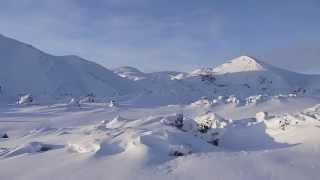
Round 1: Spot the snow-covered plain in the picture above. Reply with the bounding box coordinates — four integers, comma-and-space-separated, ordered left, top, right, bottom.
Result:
1, 96, 320, 180
1, 34, 320, 180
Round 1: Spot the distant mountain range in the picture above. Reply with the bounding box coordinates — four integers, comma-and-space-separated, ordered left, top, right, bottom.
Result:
1, 34, 319, 104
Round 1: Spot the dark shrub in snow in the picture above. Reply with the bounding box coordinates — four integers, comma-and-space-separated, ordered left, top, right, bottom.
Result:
1, 133, 9, 138
200, 74, 216, 82
174, 113, 184, 129
171, 151, 185, 157
279, 118, 290, 130
198, 123, 211, 133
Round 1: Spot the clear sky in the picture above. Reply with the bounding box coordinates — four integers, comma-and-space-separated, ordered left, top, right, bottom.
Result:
0, 0, 319, 73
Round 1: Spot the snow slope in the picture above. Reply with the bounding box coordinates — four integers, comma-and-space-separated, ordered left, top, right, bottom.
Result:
0, 34, 139, 102
112, 56, 320, 105
186, 56, 320, 97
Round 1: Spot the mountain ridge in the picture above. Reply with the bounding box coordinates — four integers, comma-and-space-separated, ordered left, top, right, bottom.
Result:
0, 34, 320, 105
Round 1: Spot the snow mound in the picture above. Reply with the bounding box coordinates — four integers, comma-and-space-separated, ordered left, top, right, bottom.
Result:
68, 140, 101, 154
5, 142, 64, 158
261, 104, 320, 131
189, 97, 213, 107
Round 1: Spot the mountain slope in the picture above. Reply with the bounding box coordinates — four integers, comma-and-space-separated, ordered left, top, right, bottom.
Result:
185, 56, 320, 97
113, 56, 320, 105
0, 34, 320, 105
0, 34, 138, 101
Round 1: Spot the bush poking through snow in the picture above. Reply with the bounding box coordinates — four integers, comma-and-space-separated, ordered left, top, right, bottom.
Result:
161, 113, 184, 129
175, 113, 184, 129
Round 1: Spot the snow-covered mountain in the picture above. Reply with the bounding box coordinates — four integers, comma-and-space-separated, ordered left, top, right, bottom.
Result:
0, 34, 320, 104
2, 36, 320, 180
185, 56, 320, 97
113, 56, 320, 105
112, 66, 147, 81
0, 34, 139, 102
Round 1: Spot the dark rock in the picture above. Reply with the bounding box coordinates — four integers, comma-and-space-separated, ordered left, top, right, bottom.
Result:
1, 133, 9, 138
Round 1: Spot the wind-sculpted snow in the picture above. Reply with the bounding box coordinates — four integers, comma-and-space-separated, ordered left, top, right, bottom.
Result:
1, 100, 320, 179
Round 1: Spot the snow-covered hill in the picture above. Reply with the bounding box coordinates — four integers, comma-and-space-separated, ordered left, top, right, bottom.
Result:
113, 56, 320, 105
0, 34, 138, 102
0, 34, 320, 105
184, 56, 320, 98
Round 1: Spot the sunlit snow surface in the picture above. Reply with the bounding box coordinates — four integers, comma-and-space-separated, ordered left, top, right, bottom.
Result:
1, 96, 320, 180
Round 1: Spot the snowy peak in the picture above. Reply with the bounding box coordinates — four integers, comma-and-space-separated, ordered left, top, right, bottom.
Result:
212, 56, 267, 74
113, 66, 147, 81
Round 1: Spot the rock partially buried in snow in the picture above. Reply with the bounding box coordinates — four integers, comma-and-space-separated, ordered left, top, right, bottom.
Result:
108, 100, 118, 107
180, 111, 231, 146
169, 144, 192, 157
68, 98, 80, 107
225, 95, 241, 105
255, 112, 270, 122
194, 111, 229, 130
79, 94, 95, 103
17, 94, 33, 105
246, 95, 268, 105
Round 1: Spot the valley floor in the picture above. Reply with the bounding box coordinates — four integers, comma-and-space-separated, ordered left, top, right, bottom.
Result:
1, 96, 320, 180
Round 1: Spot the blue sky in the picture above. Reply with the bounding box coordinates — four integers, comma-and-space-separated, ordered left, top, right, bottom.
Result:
0, 0, 320, 73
